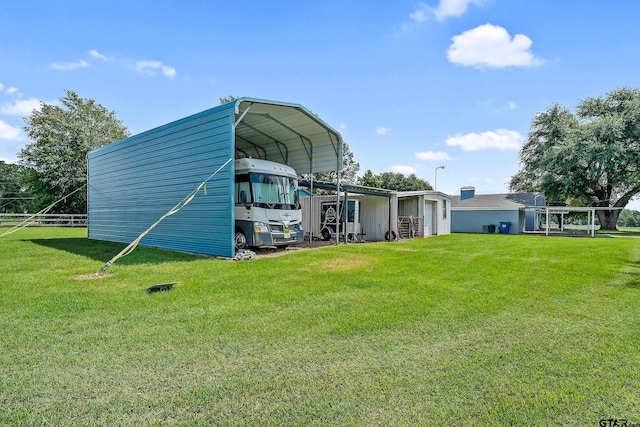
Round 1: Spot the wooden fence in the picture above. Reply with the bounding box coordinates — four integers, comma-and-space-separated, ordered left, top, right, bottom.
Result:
0, 213, 87, 227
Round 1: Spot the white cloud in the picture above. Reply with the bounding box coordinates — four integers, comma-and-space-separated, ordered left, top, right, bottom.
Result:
394, 4, 427, 34
0, 120, 21, 140
375, 127, 391, 136
406, 0, 482, 26
446, 129, 523, 151
447, 23, 543, 69
6, 87, 19, 96
89, 49, 109, 61
433, 0, 484, 21
415, 151, 453, 161
391, 165, 417, 175
49, 50, 178, 80
51, 59, 90, 70
480, 98, 518, 113
0, 83, 4, 91
135, 60, 177, 79
409, 4, 429, 23
0, 98, 41, 116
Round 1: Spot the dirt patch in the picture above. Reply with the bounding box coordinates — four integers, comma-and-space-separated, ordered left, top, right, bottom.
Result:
71, 273, 114, 280
308, 255, 373, 272
249, 241, 336, 259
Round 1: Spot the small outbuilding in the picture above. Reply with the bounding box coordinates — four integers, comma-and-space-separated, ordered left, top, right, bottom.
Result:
450, 186, 545, 234
300, 183, 451, 242
397, 190, 451, 238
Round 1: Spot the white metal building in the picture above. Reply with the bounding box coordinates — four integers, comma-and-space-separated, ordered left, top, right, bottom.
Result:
301, 186, 451, 242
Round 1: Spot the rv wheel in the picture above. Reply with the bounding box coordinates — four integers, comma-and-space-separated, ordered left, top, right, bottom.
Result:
235, 230, 247, 250
321, 227, 332, 241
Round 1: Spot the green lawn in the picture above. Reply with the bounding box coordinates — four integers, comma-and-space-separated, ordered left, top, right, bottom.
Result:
1, 228, 639, 426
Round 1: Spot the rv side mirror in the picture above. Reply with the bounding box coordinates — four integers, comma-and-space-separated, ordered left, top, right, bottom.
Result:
240, 190, 248, 204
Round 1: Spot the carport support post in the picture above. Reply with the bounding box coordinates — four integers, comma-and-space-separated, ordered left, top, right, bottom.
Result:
309, 158, 314, 245
545, 207, 550, 236
335, 139, 342, 246
343, 191, 348, 243
335, 187, 340, 246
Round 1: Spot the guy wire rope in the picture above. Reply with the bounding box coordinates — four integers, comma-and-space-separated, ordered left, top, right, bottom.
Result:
95, 157, 233, 275
0, 186, 85, 238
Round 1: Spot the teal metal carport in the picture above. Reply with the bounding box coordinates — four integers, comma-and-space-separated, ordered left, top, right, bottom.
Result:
87, 98, 343, 258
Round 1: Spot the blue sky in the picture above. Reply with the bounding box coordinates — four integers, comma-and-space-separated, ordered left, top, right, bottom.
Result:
2, 0, 640, 206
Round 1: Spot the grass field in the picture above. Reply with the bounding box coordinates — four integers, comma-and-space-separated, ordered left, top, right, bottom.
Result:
1, 228, 639, 426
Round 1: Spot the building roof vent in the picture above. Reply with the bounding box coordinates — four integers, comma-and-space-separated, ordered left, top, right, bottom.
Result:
460, 186, 475, 200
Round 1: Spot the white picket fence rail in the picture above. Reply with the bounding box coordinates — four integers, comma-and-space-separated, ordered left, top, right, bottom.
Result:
0, 213, 87, 227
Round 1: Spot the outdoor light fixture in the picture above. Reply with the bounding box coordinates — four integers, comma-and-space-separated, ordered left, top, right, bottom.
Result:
434, 166, 445, 191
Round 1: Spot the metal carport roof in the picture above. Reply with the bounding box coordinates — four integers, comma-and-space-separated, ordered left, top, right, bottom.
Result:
529, 206, 624, 237
233, 98, 343, 175
298, 180, 395, 198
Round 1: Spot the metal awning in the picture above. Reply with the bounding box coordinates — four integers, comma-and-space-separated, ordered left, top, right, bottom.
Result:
298, 180, 395, 198
233, 98, 343, 175
527, 206, 624, 237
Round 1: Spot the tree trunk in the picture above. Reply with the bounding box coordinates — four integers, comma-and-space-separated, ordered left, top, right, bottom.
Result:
596, 209, 620, 230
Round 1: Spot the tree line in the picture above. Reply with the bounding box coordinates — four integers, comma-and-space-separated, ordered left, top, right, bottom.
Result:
3, 88, 640, 231
1, 92, 431, 214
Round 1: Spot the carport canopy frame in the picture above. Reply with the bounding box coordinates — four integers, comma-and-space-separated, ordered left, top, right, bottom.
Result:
233, 98, 345, 244
530, 206, 624, 237
233, 98, 343, 176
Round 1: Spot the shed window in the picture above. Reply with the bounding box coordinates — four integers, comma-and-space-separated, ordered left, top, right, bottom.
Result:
443, 200, 447, 219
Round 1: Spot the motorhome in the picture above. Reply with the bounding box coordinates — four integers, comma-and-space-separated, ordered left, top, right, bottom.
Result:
234, 158, 303, 249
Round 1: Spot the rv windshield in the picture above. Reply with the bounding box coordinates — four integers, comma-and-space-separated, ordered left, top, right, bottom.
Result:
249, 173, 300, 209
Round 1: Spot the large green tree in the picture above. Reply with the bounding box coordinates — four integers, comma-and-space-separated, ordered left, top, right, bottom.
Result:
358, 170, 432, 191
19, 90, 129, 213
0, 161, 28, 213
299, 142, 360, 188
617, 209, 640, 227
510, 87, 640, 230
219, 95, 238, 104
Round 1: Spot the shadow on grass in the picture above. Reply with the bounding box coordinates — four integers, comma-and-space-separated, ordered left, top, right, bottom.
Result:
25, 238, 207, 266
624, 261, 640, 289
625, 279, 640, 289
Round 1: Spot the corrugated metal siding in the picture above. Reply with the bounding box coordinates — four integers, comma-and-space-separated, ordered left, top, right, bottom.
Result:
301, 195, 343, 237
87, 103, 236, 258
398, 198, 419, 216
301, 195, 391, 241
360, 195, 392, 241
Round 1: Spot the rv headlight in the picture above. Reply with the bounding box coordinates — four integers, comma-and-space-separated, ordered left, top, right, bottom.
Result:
254, 222, 269, 233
